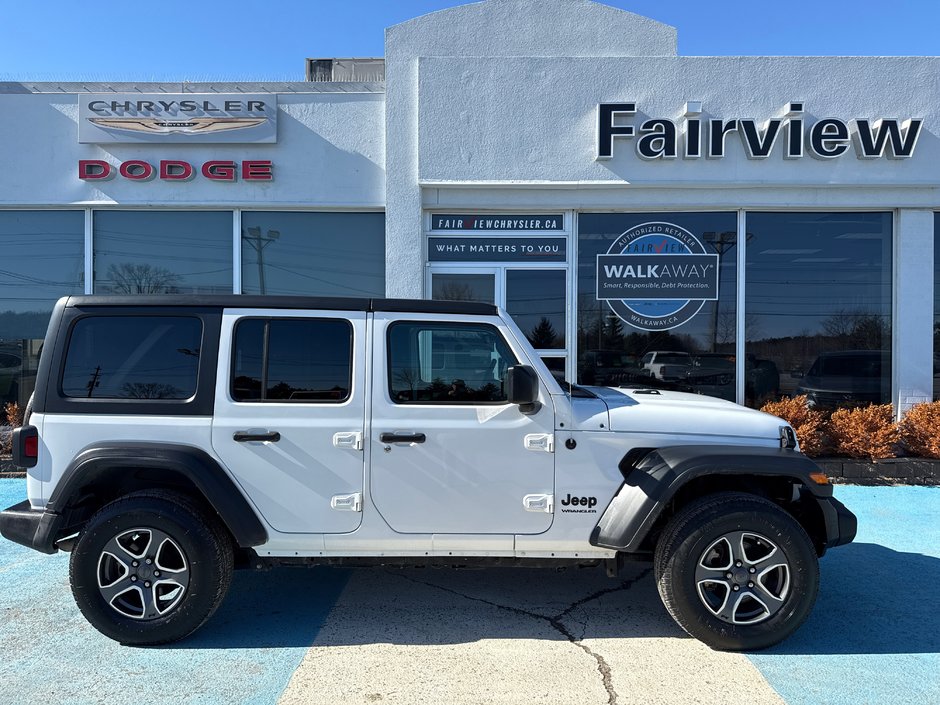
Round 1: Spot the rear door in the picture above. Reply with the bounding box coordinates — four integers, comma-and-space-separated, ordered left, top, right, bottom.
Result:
211, 308, 367, 534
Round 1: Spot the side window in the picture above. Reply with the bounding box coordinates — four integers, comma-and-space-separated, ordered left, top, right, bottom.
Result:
388, 322, 518, 404
62, 316, 202, 399
231, 318, 352, 403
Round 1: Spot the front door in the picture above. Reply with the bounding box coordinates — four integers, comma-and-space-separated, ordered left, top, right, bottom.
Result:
211, 309, 367, 534
369, 313, 555, 535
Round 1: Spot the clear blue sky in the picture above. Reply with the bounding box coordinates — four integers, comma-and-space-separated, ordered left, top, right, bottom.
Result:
1, 0, 937, 81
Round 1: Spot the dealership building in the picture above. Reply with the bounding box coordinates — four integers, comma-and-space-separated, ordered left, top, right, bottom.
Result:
1, 0, 938, 417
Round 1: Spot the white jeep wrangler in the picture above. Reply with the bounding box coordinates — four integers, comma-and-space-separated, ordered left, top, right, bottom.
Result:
0, 296, 855, 650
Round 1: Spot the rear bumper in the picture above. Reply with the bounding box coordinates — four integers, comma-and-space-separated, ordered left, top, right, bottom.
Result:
817, 495, 857, 550
0, 501, 62, 554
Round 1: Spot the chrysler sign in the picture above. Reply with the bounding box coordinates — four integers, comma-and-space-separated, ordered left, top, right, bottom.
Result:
78, 94, 277, 143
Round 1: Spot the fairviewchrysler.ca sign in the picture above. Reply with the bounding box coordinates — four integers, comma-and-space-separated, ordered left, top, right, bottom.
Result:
78, 93, 277, 144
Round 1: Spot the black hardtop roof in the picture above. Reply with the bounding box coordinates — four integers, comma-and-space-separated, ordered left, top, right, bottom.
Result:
61, 295, 498, 316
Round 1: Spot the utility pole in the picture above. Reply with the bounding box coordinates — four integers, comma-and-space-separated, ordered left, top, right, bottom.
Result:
243, 227, 281, 294
86, 366, 101, 398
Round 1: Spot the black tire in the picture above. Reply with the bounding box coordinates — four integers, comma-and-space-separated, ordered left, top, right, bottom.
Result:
654, 492, 818, 651
70, 490, 234, 645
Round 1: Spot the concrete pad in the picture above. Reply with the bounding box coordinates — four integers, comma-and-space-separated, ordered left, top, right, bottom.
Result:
280, 564, 783, 705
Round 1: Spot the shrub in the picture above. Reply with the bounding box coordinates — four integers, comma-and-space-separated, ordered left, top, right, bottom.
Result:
899, 401, 940, 459
759, 395, 828, 457
1, 402, 21, 456
827, 404, 898, 460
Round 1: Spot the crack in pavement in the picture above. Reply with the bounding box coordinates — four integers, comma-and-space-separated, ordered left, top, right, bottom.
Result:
390, 568, 652, 705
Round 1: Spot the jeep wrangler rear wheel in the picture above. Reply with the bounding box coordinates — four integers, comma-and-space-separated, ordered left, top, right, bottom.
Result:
70, 490, 233, 645
654, 492, 818, 651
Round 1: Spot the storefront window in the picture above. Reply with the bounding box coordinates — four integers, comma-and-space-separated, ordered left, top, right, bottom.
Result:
577, 213, 737, 398
745, 212, 892, 409
241, 212, 385, 296
93, 211, 233, 295
0, 210, 84, 412
506, 269, 566, 350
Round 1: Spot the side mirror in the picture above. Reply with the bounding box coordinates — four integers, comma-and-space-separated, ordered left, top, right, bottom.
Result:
507, 365, 540, 414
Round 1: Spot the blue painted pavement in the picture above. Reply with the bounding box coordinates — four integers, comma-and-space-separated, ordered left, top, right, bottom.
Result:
748, 485, 940, 705
0, 479, 349, 705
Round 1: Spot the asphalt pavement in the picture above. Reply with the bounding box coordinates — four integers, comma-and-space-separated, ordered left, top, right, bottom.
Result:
0, 480, 936, 705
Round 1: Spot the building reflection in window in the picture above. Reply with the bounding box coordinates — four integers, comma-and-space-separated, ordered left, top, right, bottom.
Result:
0, 210, 84, 414
745, 212, 892, 409
241, 212, 385, 296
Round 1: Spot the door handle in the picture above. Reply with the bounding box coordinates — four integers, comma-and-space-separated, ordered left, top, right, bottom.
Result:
380, 432, 426, 444
233, 431, 281, 442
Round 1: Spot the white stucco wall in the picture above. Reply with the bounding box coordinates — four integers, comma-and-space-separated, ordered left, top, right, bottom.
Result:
385, 0, 677, 299
0, 92, 385, 208
417, 56, 940, 191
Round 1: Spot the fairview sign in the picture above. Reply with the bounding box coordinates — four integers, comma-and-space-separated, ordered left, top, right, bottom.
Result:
597, 102, 923, 161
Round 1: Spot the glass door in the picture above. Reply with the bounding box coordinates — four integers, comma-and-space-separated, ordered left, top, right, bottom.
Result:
505, 269, 568, 382
429, 266, 569, 382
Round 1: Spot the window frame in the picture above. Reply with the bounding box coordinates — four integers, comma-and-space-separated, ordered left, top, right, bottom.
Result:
229, 316, 354, 404
386, 320, 519, 406
44, 307, 222, 417
60, 314, 203, 401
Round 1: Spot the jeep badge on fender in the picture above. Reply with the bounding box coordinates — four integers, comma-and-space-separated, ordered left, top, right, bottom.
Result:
0, 294, 856, 650
560, 494, 598, 511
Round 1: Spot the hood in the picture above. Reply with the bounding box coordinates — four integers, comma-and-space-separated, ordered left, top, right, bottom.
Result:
577, 386, 785, 443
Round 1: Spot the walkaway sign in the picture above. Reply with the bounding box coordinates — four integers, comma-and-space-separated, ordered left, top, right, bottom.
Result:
78, 94, 277, 144
430, 214, 563, 231
429, 237, 566, 262
598, 222, 719, 331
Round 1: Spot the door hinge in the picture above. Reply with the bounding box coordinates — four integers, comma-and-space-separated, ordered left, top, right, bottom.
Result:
523, 493, 554, 513
524, 433, 554, 453
332, 431, 363, 450
330, 492, 362, 512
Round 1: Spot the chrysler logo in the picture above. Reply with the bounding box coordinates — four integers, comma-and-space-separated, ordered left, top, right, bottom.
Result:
88, 117, 268, 135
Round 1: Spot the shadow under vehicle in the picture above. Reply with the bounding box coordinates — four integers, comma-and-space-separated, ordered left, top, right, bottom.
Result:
793, 350, 888, 409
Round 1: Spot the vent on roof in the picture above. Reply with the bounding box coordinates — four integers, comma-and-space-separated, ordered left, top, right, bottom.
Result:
305, 58, 385, 82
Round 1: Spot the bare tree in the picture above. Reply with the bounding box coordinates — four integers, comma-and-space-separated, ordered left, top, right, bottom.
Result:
121, 382, 181, 399
435, 283, 477, 302
106, 263, 181, 294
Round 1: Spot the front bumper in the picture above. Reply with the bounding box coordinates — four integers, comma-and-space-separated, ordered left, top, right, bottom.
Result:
817, 495, 857, 550
0, 501, 62, 554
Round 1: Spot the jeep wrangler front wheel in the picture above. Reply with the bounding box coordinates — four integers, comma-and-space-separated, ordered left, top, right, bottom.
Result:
654, 492, 819, 651
69, 490, 234, 645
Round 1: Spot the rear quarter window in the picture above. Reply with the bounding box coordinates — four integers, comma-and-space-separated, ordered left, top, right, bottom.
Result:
61, 316, 202, 399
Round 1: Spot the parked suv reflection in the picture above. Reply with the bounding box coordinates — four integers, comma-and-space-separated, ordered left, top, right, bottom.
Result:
794, 350, 888, 409
682, 354, 779, 405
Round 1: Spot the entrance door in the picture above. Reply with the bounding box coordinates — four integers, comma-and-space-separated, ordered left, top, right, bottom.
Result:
212, 310, 367, 534
369, 313, 555, 535
430, 266, 570, 380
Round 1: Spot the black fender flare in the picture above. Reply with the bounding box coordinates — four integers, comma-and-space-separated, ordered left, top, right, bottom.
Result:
589, 445, 853, 553
46, 442, 268, 548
